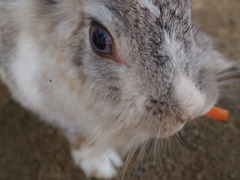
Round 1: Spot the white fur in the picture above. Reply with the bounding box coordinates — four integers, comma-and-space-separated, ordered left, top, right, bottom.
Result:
10, 32, 43, 109
138, 0, 160, 17
10, 32, 99, 136
84, 2, 116, 26
72, 145, 123, 179
163, 33, 207, 118
1, 1, 228, 179
164, 32, 184, 65
174, 73, 206, 118
11, 32, 126, 179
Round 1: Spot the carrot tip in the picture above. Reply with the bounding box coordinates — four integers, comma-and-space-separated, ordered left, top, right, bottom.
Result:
205, 107, 229, 122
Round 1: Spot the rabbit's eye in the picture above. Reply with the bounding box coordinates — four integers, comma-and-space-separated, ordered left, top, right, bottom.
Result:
90, 25, 112, 56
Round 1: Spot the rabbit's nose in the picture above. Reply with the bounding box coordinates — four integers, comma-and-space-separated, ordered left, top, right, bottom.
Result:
174, 73, 206, 119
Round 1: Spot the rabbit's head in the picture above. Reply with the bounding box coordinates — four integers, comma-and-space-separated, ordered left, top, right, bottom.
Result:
18, 0, 231, 140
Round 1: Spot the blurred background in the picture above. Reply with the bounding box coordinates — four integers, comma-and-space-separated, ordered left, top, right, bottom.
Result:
0, 0, 239, 179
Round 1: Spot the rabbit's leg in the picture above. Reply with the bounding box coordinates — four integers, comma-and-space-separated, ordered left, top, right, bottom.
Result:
67, 134, 123, 179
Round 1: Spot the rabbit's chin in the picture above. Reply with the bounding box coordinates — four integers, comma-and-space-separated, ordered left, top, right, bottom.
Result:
132, 118, 186, 140
152, 123, 185, 139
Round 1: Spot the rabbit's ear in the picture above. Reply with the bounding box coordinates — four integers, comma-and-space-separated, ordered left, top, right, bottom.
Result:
19, 0, 67, 20
20, 0, 61, 6
32, 0, 61, 5
47, 0, 62, 4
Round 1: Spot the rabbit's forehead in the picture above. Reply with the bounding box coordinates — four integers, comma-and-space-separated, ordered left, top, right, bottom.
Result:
84, 0, 194, 65
84, 0, 192, 44
103, 1, 193, 61
136, 0, 161, 17
84, 0, 191, 25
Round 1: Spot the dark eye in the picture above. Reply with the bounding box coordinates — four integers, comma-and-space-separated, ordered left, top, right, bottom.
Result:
90, 24, 113, 56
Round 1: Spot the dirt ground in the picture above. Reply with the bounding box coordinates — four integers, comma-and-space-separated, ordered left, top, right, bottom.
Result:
0, 0, 240, 180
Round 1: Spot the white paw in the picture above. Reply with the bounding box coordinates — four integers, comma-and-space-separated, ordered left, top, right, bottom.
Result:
72, 146, 123, 179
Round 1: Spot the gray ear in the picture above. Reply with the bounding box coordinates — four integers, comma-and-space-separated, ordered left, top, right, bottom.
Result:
28, 0, 64, 16
29, 0, 62, 8
39, 0, 62, 5
48, 0, 61, 4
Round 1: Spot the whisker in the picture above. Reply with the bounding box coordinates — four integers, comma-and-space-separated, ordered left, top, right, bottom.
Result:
152, 127, 162, 164
176, 131, 186, 148
170, 137, 182, 172
133, 120, 155, 179
217, 70, 240, 82
151, 138, 158, 162
217, 63, 240, 75
139, 136, 151, 164
133, 140, 148, 178
162, 138, 174, 168
161, 138, 168, 159
218, 79, 240, 86
171, 135, 183, 161
119, 146, 138, 180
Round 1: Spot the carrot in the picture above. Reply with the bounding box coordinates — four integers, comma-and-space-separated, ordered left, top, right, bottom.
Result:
205, 107, 229, 122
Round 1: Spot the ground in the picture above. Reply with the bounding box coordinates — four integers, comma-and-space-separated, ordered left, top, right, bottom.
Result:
0, 0, 240, 180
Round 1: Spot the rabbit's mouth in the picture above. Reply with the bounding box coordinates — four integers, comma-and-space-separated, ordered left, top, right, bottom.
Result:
125, 88, 216, 139
128, 101, 187, 139
132, 114, 187, 139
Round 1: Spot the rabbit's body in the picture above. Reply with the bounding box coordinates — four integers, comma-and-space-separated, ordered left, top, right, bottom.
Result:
0, 0, 236, 179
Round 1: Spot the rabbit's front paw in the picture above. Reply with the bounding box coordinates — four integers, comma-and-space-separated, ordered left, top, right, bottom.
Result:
72, 146, 123, 179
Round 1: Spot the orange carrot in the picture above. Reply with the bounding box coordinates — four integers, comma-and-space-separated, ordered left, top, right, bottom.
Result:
205, 107, 229, 122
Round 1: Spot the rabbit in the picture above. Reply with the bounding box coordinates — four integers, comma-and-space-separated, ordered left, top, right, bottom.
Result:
0, 0, 238, 179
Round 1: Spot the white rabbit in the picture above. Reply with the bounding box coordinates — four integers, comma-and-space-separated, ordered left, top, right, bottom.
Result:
0, 0, 237, 179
